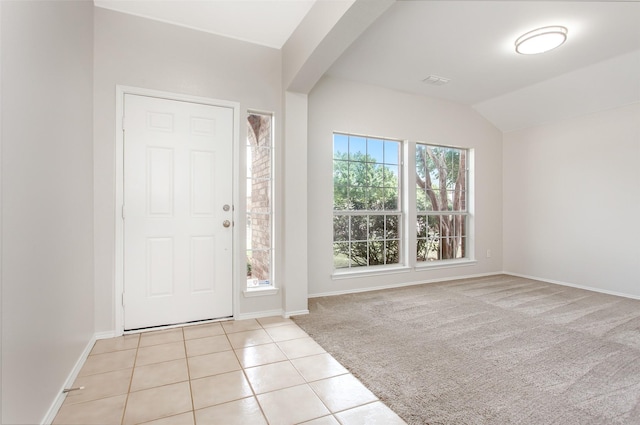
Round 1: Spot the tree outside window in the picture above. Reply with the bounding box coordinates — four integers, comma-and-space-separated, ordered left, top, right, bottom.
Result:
416, 144, 468, 262
333, 134, 401, 268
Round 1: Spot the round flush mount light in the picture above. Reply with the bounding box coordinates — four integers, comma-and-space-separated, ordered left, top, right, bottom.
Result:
515, 26, 568, 55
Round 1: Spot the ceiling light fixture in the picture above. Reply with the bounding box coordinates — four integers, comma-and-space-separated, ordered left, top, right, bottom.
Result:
515, 26, 568, 55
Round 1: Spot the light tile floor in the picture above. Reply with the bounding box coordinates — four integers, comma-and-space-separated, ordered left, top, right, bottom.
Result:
53, 317, 407, 425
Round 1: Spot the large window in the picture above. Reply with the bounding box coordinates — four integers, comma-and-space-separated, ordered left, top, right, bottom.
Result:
416, 144, 468, 262
333, 133, 402, 269
246, 112, 274, 288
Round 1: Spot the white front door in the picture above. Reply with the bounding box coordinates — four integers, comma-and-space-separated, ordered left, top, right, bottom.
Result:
123, 94, 233, 330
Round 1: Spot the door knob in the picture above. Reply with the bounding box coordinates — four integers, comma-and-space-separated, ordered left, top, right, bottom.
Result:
223, 204, 230, 212
223, 220, 231, 228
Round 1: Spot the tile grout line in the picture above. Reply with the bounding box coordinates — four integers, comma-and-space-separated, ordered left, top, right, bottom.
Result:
235, 319, 272, 425
182, 327, 198, 425
120, 334, 141, 425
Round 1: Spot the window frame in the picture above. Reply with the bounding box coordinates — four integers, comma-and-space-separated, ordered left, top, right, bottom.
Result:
332, 135, 476, 279
332, 132, 405, 273
415, 142, 471, 265
245, 111, 276, 293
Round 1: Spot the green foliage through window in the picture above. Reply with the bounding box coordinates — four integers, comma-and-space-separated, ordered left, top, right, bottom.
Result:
333, 133, 401, 268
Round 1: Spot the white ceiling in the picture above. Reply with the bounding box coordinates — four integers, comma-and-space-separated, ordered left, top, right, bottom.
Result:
94, 0, 316, 49
326, 1, 640, 105
93, 0, 640, 131
327, 1, 640, 131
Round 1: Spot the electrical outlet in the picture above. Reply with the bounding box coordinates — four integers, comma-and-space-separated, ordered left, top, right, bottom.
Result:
486, 249, 492, 258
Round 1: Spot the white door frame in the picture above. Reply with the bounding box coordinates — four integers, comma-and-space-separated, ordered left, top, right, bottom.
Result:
115, 86, 240, 335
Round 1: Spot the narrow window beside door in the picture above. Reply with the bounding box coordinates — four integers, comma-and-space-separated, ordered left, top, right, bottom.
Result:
246, 112, 274, 289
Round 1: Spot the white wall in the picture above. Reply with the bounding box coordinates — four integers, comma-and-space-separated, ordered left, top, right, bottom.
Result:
307, 76, 503, 296
1, 1, 94, 423
503, 103, 640, 298
93, 8, 284, 333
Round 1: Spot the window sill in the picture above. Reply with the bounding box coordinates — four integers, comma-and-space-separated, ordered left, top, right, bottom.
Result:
243, 286, 280, 297
415, 258, 477, 271
332, 265, 411, 280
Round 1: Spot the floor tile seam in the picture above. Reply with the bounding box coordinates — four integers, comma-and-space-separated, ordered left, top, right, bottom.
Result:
329, 399, 382, 416
130, 371, 192, 393
75, 362, 133, 382
89, 345, 137, 356
134, 410, 195, 425
306, 374, 380, 415
183, 332, 227, 342
134, 355, 189, 370
295, 414, 339, 425
274, 341, 328, 361
235, 347, 271, 425
256, 381, 333, 423
57, 391, 131, 410
185, 346, 235, 361
121, 331, 144, 425
181, 327, 199, 425
138, 339, 185, 349
242, 357, 299, 372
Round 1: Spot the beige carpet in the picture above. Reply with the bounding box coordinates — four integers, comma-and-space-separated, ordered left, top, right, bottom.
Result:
292, 275, 640, 425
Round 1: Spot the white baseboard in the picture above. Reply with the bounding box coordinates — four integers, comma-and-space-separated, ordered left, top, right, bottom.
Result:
95, 330, 117, 340
284, 309, 310, 318
41, 334, 96, 425
309, 271, 502, 298
235, 309, 285, 321
503, 271, 640, 300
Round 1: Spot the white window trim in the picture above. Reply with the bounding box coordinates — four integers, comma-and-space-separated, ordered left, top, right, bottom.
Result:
245, 110, 277, 293
332, 133, 405, 272
332, 140, 475, 279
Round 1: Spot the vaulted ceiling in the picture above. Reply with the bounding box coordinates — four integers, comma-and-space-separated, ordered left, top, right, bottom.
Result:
94, 0, 640, 132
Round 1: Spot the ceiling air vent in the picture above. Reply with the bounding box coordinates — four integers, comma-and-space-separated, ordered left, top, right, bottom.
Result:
422, 75, 450, 86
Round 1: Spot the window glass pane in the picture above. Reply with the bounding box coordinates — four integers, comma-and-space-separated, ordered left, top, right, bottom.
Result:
417, 187, 427, 211
333, 215, 349, 242
349, 187, 366, 210
368, 215, 385, 240
247, 112, 273, 288
369, 164, 383, 187
250, 146, 271, 180
386, 214, 399, 239
367, 138, 384, 163
384, 188, 398, 210
349, 136, 367, 160
417, 215, 427, 238
247, 214, 270, 249
247, 250, 271, 285
333, 133, 403, 270
368, 240, 384, 265
383, 165, 398, 188
333, 243, 350, 269
384, 141, 399, 165
350, 216, 368, 241
385, 240, 400, 264
334, 185, 349, 210
350, 242, 368, 267
368, 188, 384, 211
415, 143, 468, 263
333, 134, 348, 158
349, 162, 367, 187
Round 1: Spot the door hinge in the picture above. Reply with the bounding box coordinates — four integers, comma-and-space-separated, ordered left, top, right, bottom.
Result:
121, 115, 126, 131
121, 205, 125, 219
122, 293, 125, 306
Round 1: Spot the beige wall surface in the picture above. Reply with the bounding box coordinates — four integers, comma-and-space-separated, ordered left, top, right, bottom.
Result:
503, 103, 640, 297
93, 8, 284, 333
1, 1, 95, 423
307, 76, 504, 296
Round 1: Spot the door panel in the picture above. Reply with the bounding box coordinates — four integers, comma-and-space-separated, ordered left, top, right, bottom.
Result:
123, 94, 233, 330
